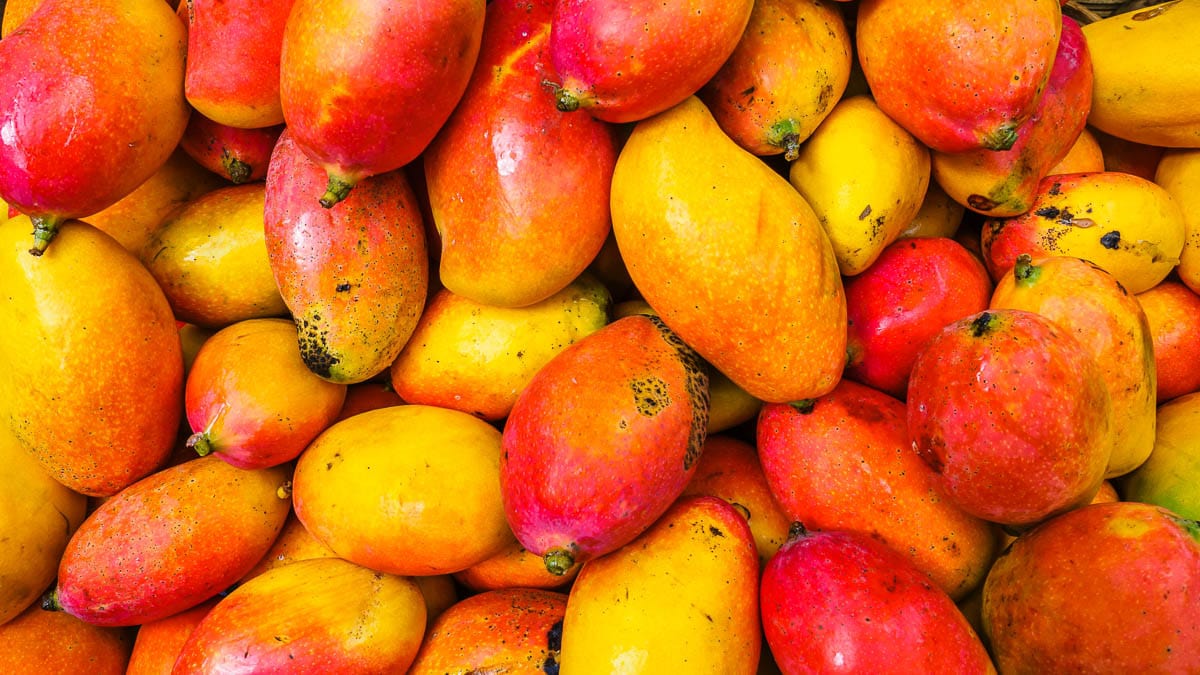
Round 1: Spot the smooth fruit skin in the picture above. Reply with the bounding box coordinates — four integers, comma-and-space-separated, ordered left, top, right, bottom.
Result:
279, 0, 485, 205
907, 309, 1112, 528
389, 275, 611, 421
990, 255, 1157, 477
1137, 281, 1200, 402
758, 380, 999, 600
0, 603, 133, 675
844, 237, 993, 400
1121, 392, 1200, 520
173, 558, 426, 675
0, 425, 87, 625
699, 0, 852, 158
0, 218, 183, 497
559, 496, 761, 674
53, 456, 291, 627
982, 502, 1200, 673
239, 511, 337, 582
932, 16, 1093, 218
762, 527, 995, 674
424, 0, 617, 309
178, 114, 283, 184
264, 129, 428, 384
453, 540, 580, 593
125, 599, 218, 675
1083, 0, 1200, 148
184, 318, 347, 470
500, 315, 709, 573
611, 96, 846, 403
1155, 148, 1200, 294
0, 0, 189, 253
548, 0, 754, 123
1048, 127, 1105, 176
409, 589, 567, 675
981, 172, 1186, 294
184, 0, 294, 129
141, 183, 289, 329
856, 0, 1061, 154
293, 405, 514, 576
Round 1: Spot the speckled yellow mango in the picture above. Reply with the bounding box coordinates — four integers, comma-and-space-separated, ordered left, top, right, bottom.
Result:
789, 95, 931, 275
1154, 149, 1200, 294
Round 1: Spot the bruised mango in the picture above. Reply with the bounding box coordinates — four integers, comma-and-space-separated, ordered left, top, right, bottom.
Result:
501, 314, 709, 574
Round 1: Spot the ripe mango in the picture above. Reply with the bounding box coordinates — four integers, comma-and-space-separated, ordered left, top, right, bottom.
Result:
1154, 148, 1200, 294
0, 604, 133, 675
1121, 392, 1200, 519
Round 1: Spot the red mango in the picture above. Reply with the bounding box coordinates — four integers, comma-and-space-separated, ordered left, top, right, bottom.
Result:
179, 114, 283, 184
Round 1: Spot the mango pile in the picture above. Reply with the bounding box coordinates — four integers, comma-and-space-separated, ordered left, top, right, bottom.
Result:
1, 0, 1198, 672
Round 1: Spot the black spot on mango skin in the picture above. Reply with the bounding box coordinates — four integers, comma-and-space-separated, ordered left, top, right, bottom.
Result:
630, 376, 670, 417
295, 316, 340, 378
1101, 231, 1121, 249
644, 316, 710, 471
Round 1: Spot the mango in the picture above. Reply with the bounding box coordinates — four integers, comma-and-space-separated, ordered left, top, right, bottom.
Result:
178, 115, 283, 184
142, 183, 288, 329
611, 96, 845, 403
0, 0, 189, 253
0, 217, 183, 497
0, 604, 133, 675
789, 95, 931, 275
983, 502, 1200, 672
174, 558, 426, 673
279, 0, 484, 206
264, 129, 428, 384
240, 511, 337, 582
1154, 148, 1200, 293
500, 315, 709, 574
1084, 0, 1200, 148
125, 599, 218, 675
0, 425, 87, 625
389, 275, 611, 421
1121, 392, 1200, 519
1048, 127, 1105, 176
762, 526, 995, 673
559, 496, 761, 673
293, 405, 514, 576
424, 0, 617, 308
981, 171, 1186, 294
991, 255, 1156, 477
1137, 281, 1200, 402
899, 182, 966, 239
453, 540, 579, 593
50, 456, 291, 626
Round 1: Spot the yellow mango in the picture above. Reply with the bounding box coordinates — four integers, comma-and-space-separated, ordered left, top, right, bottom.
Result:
1048, 128, 1105, 176
1121, 391, 1200, 519
899, 182, 965, 239
611, 96, 845, 403
981, 172, 1185, 294
789, 95, 931, 275
389, 274, 611, 421
559, 496, 760, 673
293, 405, 514, 576
1084, 0, 1200, 148
0, 425, 87, 625
1154, 149, 1200, 293
141, 183, 288, 329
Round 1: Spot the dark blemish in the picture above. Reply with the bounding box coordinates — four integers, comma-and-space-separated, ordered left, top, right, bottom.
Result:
789, 399, 816, 414
546, 619, 563, 651
858, 204, 872, 220
1048, 182, 1062, 196
326, 462, 333, 471
970, 311, 993, 338
1101, 231, 1121, 249
630, 376, 670, 418
740, 85, 756, 97
967, 194, 997, 212
917, 437, 946, 474
1034, 206, 1061, 220
644, 316, 709, 471
709, 526, 724, 538
296, 316, 339, 378
336, 283, 351, 292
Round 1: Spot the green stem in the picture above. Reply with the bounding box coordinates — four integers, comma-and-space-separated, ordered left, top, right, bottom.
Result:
186, 432, 213, 457
29, 214, 64, 256
543, 547, 576, 576
40, 588, 62, 612
981, 121, 1020, 152
319, 174, 355, 209
221, 153, 253, 184
1013, 253, 1040, 286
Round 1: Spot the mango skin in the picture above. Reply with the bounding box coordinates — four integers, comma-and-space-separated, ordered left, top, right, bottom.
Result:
1084, 0, 1200, 148
789, 95, 931, 276
425, 0, 616, 309
611, 96, 846, 403
125, 599, 217, 675
178, 115, 283, 185
453, 540, 579, 593
759, 380, 1000, 600
990, 255, 1156, 477
264, 129, 428, 384
1121, 392, 1200, 519
981, 172, 1186, 294
409, 589, 567, 675
0, 604, 133, 675
560, 496, 761, 674
390, 275, 611, 421
762, 527, 995, 674
1154, 148, 1200, 294
0, 425, 87, 625
293, 405, 514, 576
54, 456, 291, 627
549, 0, 754, 123
0, 217, 183, 497
1137, 281, 1200, 402
500, 315, 709, 571
983, 502, 1200, 673
0, 0, 189, 246
142, 183, 288, 329
173, 558, 426, 674
700, 0, 851, 158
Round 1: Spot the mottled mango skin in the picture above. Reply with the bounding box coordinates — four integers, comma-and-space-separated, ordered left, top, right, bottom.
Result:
54, 456, 291, 627
425, 0, 616, 309
548, 0, 753, 123
500, 315, 710, 571
174, 558, 426, 674
857, 0, 1061, 153
264, 129, 428, 384
178, 115, 283, 185
983, 502, 1200, 673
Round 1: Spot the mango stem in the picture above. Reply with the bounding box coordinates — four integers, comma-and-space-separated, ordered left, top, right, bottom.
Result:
543, 547, 575, 576
29, 214, 64, 256
186, 432, 213, 457
40, 589, 62, 612
319, 174, 355, 209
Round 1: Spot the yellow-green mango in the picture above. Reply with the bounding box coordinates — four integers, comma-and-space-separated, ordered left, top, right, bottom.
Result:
1121, 391, 1200, 519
